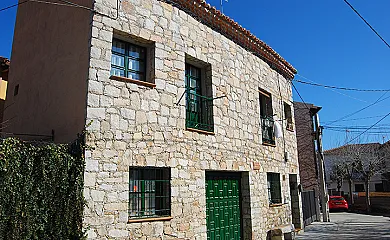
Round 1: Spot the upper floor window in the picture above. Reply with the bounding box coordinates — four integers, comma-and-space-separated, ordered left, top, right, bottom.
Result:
259, 89, 275, 145
110, 36, 155, 88
111, 39, 146, 81
185, 56, 214, 133
129, 167, 171, 219
284, 102, 293, 131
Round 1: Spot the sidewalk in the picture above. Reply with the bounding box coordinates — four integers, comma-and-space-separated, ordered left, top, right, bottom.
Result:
296, 212, 390, 240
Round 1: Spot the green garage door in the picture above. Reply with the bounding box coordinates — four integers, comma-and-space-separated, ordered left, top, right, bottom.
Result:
206, 172, 241, 240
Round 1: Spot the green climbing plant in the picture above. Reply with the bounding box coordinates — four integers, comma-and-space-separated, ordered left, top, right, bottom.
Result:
0, 136, 86, 240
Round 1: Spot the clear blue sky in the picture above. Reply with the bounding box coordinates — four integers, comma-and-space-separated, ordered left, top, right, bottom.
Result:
1, 0, 390, 150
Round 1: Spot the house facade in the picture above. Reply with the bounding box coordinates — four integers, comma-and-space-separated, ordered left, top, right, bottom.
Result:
5, 0, 302, 239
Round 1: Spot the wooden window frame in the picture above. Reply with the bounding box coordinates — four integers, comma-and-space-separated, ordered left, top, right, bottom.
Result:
110, 38, 156, 88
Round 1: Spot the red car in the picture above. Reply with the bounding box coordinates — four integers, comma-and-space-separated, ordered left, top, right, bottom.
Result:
328, 196, 348, 211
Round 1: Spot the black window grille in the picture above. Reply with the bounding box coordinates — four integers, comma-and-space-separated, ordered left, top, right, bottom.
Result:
185, 63, 214, 132
111, 38, 146, 81
284, 102, 294, 130
129, 167, 171, 219
259, 89, 275, 145
267, 172, 282, 204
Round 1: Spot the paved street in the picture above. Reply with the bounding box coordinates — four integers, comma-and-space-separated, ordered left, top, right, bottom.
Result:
296, 212, 390, 240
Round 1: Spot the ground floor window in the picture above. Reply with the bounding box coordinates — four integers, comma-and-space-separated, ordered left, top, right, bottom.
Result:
375, 183, 384, 192
129, 167, 170, 218
267, 173, 282, 205
355, 183, 364, 192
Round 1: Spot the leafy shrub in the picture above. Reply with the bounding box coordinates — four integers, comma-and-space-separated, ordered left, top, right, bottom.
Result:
0, 137, 86, 240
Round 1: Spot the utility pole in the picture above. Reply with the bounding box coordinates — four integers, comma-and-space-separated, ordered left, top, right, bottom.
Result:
314, 113, 330, 222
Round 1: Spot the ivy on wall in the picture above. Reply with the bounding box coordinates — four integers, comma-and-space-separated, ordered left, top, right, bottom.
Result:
0, 136, 86, 240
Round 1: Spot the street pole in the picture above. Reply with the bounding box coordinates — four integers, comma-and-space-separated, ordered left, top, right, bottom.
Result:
314, 113, 330, 222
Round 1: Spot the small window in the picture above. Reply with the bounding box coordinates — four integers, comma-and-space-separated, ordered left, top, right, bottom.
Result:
267, 172, 282, 205
185, 56, 213, 133
259, 89, 275, 145
14, 84, 19, 96
111, 39, 146, 81
375, 183, 384, 192
129, 167, 171, 219
355, 184, 365, 192
110, 36, 155, 88
284, 102, 293, 131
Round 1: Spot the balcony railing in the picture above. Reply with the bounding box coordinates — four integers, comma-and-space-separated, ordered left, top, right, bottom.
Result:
261, 116, 275, 145
186, 90, 214, 133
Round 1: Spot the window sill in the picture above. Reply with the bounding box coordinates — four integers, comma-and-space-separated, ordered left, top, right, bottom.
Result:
262, 142, 276, 147
186, 127, 215, 135
269, 203, 286, 207
128, 216, 173, 223
110, 75, 156, 88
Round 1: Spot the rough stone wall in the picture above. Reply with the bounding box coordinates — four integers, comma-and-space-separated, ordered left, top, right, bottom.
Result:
84, 0, 301, 239
293, 102, 319, 193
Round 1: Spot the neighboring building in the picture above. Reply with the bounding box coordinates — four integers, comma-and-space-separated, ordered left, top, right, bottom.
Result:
294, 102, 322, 193
5, 0, 302, 239
0, 56, 10, 129
324, 142, 390, 195
381, 141, 390, 191
293, 102, 322, 225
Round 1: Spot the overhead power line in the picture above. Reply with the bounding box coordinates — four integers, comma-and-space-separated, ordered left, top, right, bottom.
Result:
292, 83, 311, 111
326, 94, 390, 125
0, 0, 117, 19
326, 128, 390, 135
294, 79, 390, 92
345, 112, 390, 144
323, 114, 386, 123
326, 123, 390, 128
0, 0, 30, 12
296, 74, 368, 103
343, 0, 390, 49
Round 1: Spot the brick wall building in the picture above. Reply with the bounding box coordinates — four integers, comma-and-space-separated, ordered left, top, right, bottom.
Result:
6, 0, 302, 239
293, 102, 321, 193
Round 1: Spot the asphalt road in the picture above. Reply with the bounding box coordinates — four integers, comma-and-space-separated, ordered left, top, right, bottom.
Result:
296, 212, 390, 240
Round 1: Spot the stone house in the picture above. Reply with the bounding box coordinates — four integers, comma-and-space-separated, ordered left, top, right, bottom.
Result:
4, 0, 302, 239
